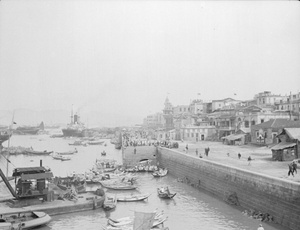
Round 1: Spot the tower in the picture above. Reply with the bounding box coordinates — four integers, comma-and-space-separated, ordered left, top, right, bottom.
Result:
163, 97, 174, 131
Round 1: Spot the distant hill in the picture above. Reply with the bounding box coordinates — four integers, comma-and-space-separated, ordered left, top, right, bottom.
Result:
0, 109, 143, 128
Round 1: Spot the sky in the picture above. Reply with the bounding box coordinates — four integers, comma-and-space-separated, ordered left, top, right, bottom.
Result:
0, 0, 300, 126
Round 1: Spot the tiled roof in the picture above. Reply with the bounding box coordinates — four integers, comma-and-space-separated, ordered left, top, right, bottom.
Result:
251, 119, 300, 130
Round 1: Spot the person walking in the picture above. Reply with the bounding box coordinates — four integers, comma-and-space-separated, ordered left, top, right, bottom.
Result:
238, 153, 241, 159
195, 148, 198, 156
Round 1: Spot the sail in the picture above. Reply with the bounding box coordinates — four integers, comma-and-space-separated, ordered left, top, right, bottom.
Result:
133, 211, 156, 230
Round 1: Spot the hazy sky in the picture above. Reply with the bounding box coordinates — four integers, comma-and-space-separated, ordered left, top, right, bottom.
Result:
0, 0, 299, 126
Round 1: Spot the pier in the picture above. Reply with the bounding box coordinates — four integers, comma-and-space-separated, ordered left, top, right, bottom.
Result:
122, 144, 300, 230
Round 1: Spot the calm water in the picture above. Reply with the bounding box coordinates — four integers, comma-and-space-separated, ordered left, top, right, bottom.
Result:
0, 132, 289, 230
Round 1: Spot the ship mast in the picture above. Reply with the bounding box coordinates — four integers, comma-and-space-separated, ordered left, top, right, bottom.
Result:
71, 104, 74, 124
6, 111, 15, 177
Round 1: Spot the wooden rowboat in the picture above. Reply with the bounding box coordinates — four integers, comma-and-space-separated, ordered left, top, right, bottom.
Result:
57, 149, 78, 155
157, 187, 176, 199
52, 153, 71, 161
116, 193, 151, 202
24, 150, 53, 155
0, 210, 51, 230
100, 181, 137, 190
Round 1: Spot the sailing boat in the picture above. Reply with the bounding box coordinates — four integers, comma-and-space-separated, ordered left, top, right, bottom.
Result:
105, 210, 169, 230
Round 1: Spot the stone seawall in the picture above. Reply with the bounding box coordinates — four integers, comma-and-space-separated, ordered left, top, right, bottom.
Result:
157, 147, 300, 230
122, 146, 157, 167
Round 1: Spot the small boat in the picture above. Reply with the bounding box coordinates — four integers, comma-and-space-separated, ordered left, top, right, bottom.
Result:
117, 193, 151, 202
57, 148, 78, 155
69, 140, 86, 146
0, 210, 51, 230
152, 169, 168, 177
157, 187, 176, 199
25, 150, 53, 155
100, 181, 137, 190
52, 153, 71, 161
88, 140, 105, 145
103, 195, 117, 211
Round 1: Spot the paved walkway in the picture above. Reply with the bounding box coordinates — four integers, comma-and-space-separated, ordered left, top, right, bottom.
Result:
177, 141, 300, 183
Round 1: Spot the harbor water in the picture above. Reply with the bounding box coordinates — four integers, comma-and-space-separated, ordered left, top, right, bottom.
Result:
0, 133, 289, 230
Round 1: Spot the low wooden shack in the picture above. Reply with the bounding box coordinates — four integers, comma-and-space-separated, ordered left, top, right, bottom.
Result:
271, 128, 300, 161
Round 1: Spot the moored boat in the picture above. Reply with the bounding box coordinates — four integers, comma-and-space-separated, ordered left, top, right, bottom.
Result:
157, 187, 176, 199
88, 140, 104, 145
25, 149, 53, 155
0, 210, 51, 230
52, 153, 71, 161
100, 181, 137, 190
152, 169, 168, 177
117, 193, 151, 202
56, 148, 78, 155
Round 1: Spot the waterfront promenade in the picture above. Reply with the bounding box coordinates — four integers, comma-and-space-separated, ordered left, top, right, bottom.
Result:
176, 141, 300, 183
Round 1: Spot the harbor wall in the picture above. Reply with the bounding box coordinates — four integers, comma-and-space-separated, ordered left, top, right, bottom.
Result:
122, 146, 157, 167
156, 147, 300, 230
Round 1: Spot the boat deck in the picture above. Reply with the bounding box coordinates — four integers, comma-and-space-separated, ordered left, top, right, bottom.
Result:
0, 192, 104, 216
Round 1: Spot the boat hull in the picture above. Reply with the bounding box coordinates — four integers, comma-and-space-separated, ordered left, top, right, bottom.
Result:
62, 128, 85, 137
117, 194, 150, 202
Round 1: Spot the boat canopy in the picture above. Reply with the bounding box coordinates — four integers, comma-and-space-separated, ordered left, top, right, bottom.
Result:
12, 167, 49, 177
21, 172, 53, 180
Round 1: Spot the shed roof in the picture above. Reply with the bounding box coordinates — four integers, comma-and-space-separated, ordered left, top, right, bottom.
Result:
271, 142, 296, 150
223, 134, 245, 141
284, 128, 300, 141
251, 119, 300, 130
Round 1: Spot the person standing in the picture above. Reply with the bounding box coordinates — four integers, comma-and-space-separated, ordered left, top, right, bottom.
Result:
248, 156, 252, 165
288, 162, 295, 176
195, 148, 198, 156
257, 224, 264, 230
238, 153, 241, 159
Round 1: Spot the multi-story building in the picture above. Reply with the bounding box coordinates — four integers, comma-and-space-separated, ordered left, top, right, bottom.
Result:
254, 91, 285, 107
144, 113, 164, 129
276, 92, 300, 120
173, 105, 190, 115
211, 98, 241, 112
181, 125, 216, 142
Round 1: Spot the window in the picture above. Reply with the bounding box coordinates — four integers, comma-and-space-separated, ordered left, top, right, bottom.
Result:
251, 120, 255, 125
187, 133, 189, 137
245, 121, 249, 128
191, 133, 194, 138
261, 119, 264, 123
